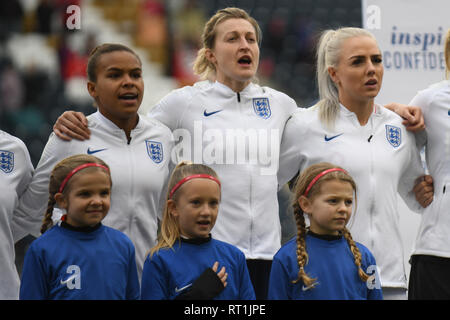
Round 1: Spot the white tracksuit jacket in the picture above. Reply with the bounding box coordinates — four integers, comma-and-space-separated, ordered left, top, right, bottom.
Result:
409, 80, 450, 258
278, 103, 424, 288
12, 112, 173, 276
0, 130, 33, 299
148, 80, 298, 260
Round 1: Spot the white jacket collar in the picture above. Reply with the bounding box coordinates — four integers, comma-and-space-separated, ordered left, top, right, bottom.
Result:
338, 102, 382, 118
213, 81, 257, 96
91, 110, 142, 132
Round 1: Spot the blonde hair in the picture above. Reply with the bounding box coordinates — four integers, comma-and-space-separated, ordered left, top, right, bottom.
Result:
445, 28, 450, 79
41, 155, 111, 234
291, 162, 369, 287
150, 161, 220, 256
193, 7, 262, 80
316, 27, 378, 129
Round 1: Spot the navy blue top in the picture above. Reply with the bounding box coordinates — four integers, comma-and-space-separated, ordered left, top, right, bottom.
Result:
20, 223, 140, 300
141, 236, 255, 300
268, 233, 383, 300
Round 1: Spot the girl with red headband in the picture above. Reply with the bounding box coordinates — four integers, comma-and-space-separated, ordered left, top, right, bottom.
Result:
141, 161, 255, 300
19, 155, 140, 299
268, 162, 382, 300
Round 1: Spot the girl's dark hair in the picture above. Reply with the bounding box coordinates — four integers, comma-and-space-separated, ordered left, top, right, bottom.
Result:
41, 154, 111, 234
291, 162, 369, 287
86, 43, 141, 82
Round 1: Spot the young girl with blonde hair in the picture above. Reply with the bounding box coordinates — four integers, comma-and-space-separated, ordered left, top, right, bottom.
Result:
269, 162, 382, 299
141, 161, 255, 300
19, 154, 139, 299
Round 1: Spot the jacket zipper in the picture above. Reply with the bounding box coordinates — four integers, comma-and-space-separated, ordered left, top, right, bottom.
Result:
237, 91, 252, 256
368, 117, 376, 249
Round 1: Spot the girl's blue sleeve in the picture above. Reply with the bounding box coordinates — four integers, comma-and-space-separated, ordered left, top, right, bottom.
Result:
140, 253, 170, 300
126, 244, 140, 300
267, 257, 290, 300
19, 245, 49, 300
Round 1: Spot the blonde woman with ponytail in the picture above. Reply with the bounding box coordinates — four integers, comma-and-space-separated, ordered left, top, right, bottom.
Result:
269, 162, 382, 299
406, 28, 450, 300
278, 27, 424, 299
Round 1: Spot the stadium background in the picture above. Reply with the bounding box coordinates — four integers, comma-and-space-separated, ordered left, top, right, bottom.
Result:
0, 0, 362, 275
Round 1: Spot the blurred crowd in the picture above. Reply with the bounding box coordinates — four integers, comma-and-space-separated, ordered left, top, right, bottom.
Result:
0, 0, 361, 167
0, 0, 92, 166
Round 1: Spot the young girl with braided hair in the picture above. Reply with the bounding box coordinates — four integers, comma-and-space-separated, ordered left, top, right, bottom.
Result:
19, 154, 140, 300
268, 162, 382, 300
141, 161, 255, 300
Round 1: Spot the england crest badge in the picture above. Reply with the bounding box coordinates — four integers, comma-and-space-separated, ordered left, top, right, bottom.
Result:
0, 150, 14, 173
385, 125, 401, 148
253, 98, 271, 119
146, 140, 163, 163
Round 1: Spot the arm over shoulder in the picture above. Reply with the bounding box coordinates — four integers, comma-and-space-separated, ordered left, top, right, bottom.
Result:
278, 109, 308, 188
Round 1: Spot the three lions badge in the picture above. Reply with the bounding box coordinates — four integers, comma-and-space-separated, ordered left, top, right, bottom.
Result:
146, 141, 163, 163
0, 150, 14, 173
385, 125, 401, 148
253, 98, 271, 119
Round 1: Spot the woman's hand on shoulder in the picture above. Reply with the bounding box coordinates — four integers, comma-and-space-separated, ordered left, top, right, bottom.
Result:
53, 111, 90, 141
384, 103, 425, 132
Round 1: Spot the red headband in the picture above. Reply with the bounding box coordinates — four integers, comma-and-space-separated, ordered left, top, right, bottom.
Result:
58, 163, 109, 193
169, 174, 221, 199
303, 168, 348, 197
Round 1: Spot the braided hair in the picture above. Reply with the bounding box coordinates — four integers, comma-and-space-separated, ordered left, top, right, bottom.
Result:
291, 162, 369, 286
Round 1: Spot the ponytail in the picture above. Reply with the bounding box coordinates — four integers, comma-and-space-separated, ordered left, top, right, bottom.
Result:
342, 228, 370, 282
40, 195, 56, 234
315, 27, 378, 129
316, 30, 341, 130
193, 48, 216, 81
